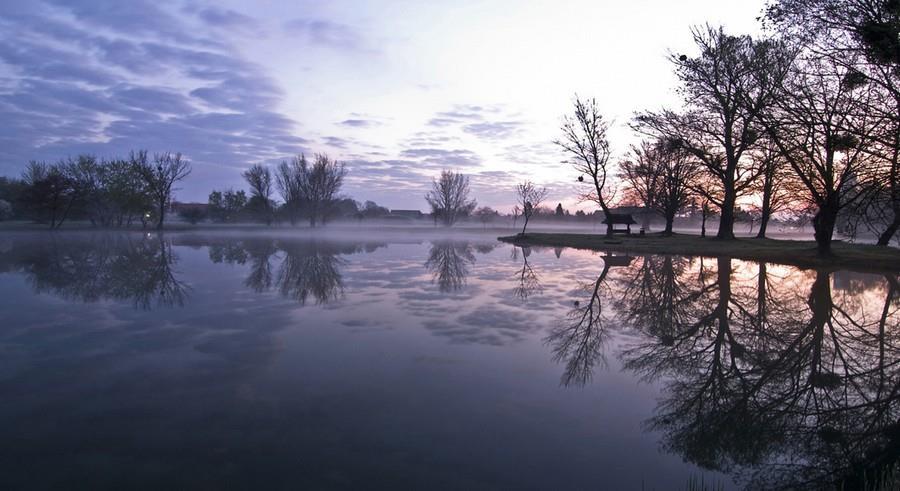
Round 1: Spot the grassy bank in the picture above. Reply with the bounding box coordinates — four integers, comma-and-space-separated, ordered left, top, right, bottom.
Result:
499, 232, 900, 273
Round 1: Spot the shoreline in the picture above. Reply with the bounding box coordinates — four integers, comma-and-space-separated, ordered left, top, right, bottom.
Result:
499, 232, 900, 273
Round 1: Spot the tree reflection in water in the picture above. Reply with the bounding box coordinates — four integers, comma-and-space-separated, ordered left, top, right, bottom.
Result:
532, 251, 900, 489
425, 241, 476, 292
2, 233, 187, 309
546, 253, 632, 387
209, 238, 385, 305
2, 235, 385, 310
511, 245, 542, 301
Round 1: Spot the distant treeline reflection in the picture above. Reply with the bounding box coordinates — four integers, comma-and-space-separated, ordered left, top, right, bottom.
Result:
532, 251, 900, 489
0, 233, 187, 309
0, 235, 390, 309
204, 238, 386, 305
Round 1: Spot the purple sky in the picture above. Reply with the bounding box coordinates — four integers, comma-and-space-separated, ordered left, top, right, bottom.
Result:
0, 0, 765, 211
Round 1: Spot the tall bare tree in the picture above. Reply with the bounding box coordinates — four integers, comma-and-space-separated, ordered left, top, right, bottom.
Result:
133, 151, 191, 230
635, 26, 791, 239
515, 180, 548, 235
555, 96, 616, 235
274, 154, 346, 227
275, 156, 304, 225
767, 0, 900, 245
764, 53, 878, 254
748, 140, 794, 238
425, 170, 476, 226
300, 154, 346, 227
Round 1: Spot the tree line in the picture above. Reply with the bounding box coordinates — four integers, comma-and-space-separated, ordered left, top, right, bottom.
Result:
548, 0, 900, 253
0, 151, 190, 230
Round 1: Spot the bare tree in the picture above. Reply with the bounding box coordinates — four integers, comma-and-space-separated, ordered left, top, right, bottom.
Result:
764, 53, 878, 254
747, 140, 794, 238
275, 154, 346, 227
20, 160, 78, 228
243, 164, 274, 225
301, 154, 346, 227
133, 151, 191, 230
515, 180, 548, 235
766, 0, 900, 245
555, 96, 616, 235
619, 139, 700, 235
635, 26, 791, 239
275, 156, 304, 225
425, 170, 476, 226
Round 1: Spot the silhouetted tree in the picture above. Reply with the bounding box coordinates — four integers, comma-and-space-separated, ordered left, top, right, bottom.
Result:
620, 139, 700, 234
764, 53, 876, 254
748, 140, 794, 238
242, 164, 274, 225
19, 161, 78, 228
425, 170, 476, 226
301, 153, 346, 227
515, 180, 548, 235
767, 0, 900, 246
275, 155, 305, 225
208, 189, 247, 223
556, 96, 616, 235
133, 151, 191, 230
635, 26, 791, 239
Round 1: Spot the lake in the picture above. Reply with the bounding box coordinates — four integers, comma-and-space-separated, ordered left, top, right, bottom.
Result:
0, 231, 896, 490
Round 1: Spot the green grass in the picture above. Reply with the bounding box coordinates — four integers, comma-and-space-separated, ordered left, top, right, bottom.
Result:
499, 232, 900, 273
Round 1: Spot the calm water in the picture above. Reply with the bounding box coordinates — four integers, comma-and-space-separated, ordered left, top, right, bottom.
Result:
0, 231, 897, 490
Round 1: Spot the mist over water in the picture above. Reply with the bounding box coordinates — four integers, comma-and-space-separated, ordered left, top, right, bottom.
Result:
0, 230, 896, 490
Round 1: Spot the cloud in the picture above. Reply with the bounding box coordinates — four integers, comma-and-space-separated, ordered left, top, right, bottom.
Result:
323, 136, 350, 149
339, 119, 380, 128
399, 148, 482, 168
0, 0, 309, 197
463, 121, 522, 140
185, 6, 260, 32
283, 18, 368, 51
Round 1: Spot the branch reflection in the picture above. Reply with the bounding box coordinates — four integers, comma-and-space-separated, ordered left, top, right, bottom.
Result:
425, 241, 476, 292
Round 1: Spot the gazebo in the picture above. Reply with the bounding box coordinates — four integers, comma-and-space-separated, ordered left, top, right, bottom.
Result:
602, 214, 637, 234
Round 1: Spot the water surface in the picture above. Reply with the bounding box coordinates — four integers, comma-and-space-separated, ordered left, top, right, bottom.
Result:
0, 231, 896, 490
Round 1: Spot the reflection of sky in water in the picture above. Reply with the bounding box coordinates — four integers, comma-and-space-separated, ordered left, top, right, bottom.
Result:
0, 232, 896, 490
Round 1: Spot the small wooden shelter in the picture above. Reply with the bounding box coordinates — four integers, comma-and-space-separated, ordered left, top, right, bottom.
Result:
602, 214, 637, 234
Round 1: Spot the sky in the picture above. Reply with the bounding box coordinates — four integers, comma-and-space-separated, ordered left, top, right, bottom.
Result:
0, 0, 767, 211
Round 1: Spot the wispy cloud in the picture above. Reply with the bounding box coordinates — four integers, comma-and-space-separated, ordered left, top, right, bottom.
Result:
0, 0, 308, 194
283, 17, 370, 52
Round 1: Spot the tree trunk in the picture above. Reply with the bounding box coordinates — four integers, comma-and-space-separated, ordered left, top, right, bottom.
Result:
156, 200, 165, 230
599, 202, 613, 236
757, 172, 774, 239
813, 197, 839, 255
756, 213, 770, 239
520, 215, 529, 235
717, 179, 736, 240
701, 207, 708, 238
664, 210, 675, 235
876, 215, 900, 246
